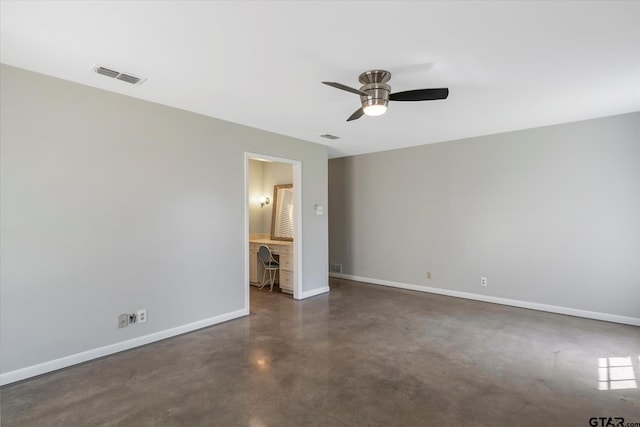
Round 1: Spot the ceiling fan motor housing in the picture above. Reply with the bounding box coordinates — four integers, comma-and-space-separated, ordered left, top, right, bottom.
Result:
359, 70, 391, 111
360, 82, 390, 109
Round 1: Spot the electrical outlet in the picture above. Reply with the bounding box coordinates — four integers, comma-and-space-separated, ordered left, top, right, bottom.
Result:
129, 313, 137, 324
118, 313, 129, 328
137, 309, 147, 323
480, 277, 487, 287
426, 272, 432, 280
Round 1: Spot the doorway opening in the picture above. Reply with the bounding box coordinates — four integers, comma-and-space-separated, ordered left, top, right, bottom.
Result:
244, 153, 302, 310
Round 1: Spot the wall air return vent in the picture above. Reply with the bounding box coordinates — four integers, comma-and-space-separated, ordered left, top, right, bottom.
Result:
93, 66, 146, 85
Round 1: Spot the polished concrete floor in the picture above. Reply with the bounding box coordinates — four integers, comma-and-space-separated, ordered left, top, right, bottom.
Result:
2, 278, 639, 426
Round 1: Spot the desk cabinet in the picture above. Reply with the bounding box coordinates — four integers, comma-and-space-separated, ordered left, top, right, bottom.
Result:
249, 242, 260, 284
277, 245, 293, 294
249, 239, 293, 294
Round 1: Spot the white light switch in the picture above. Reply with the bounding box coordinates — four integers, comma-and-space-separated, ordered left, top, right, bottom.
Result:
314, 204, 324, 215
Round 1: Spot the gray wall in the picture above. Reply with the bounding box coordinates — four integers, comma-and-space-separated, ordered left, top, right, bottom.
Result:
248, 159, 293, 234
329, 112, 639, 319
0, 64, 328, 375
248, 159, 265, 234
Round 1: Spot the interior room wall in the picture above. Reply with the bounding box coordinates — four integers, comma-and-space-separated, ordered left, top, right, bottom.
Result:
248, 159, 265, 234
329, 112, 640, 321
248, 160, 293, 235
0, 64, 329, 383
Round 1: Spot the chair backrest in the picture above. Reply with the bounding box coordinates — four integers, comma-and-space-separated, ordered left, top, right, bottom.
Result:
258, 245, 272, 264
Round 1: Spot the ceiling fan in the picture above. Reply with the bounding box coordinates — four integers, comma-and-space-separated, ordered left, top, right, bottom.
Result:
322, 70, 449, 121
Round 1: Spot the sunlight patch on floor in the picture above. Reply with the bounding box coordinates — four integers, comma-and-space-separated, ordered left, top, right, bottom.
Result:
597, 356, 638, 390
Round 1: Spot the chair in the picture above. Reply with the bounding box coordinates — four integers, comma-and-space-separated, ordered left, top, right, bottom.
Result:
258, 245, 279, 291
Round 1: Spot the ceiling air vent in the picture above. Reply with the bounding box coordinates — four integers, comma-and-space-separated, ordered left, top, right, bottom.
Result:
93, 66, 146, 85
320, 134, 340, 140
95, 67, 119, 78
116, 73, 141, 84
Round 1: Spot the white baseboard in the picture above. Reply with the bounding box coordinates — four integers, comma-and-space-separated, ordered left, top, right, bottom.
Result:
1, 308, 249, 386
298, 286, 330, 300
330, 273, 640, 327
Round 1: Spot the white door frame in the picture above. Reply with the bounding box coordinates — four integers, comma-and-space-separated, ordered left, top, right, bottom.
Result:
244, 152, 302, 309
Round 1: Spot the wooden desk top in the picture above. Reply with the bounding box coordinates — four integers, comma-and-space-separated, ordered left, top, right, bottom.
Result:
249, 238, 293, 246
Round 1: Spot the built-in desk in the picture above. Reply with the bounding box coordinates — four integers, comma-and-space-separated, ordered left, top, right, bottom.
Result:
249, 238, 293, 294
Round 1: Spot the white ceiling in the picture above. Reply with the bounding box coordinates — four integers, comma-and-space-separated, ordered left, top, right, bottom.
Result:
1, 1, 639, 158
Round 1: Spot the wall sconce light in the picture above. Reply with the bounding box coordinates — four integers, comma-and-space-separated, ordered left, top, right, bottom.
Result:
259, 196, 270, 208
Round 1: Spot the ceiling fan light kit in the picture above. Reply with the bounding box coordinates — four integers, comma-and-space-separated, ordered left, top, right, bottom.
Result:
323, 69, 449, 122
363, 103, 387, 116
359, 70, 391, 117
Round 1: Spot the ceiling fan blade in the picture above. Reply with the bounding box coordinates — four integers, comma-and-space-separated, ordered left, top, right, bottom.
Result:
389, 88, 449, 101
347, 108, 364, 122
322, 81, 369, 97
